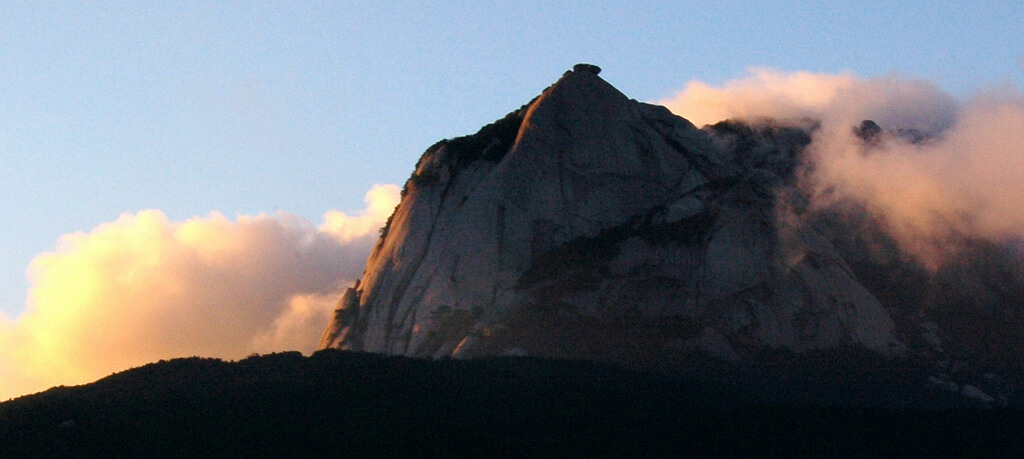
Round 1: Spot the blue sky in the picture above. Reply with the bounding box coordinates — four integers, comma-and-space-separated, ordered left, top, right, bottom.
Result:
1, 1, 1022, 318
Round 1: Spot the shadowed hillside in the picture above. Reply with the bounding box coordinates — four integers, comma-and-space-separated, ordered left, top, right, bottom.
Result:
2, 350, 1023, 457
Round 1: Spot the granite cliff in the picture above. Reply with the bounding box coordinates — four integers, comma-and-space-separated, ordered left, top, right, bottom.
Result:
319, 65, 908, 366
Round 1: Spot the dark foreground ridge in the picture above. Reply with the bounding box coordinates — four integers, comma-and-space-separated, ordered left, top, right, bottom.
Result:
2, 350, 1022, 457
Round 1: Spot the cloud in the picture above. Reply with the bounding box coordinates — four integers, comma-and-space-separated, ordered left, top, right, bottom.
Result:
319, 184, 400, 243
661, 67, 958, 131
662, 69, 858, 128
660, 69, 1024, 266
0, 184, 400, 400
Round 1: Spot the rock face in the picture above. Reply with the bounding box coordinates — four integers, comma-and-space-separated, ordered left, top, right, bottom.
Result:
320, 66, 905, 364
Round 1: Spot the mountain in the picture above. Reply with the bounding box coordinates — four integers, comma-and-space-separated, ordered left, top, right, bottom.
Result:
6, 65, 1024, 455
320, 65, 902, 361
321, 65, 1024, 403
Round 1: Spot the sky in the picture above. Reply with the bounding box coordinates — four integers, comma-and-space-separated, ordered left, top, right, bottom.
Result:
1, 2, 1022, 399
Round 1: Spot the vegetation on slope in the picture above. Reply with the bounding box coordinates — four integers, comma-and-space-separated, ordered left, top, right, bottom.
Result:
2, 350, 1022, 457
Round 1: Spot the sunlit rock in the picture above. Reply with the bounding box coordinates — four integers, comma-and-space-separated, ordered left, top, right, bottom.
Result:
320, 66, 904, 365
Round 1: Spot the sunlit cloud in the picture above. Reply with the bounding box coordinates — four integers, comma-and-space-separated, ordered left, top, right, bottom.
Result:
0, 184, 400, 400
319, 184, 400, 243
661, 67, 957, 131
661, 69, 1024, 266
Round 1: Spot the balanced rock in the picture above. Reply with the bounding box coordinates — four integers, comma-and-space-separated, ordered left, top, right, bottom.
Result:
573, 63, 602, 74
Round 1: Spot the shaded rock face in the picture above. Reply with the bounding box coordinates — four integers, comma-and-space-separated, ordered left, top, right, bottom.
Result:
320, 68, 904, 365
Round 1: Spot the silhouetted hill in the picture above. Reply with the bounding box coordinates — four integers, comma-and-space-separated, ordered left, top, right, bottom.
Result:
2, 350, 1023, 457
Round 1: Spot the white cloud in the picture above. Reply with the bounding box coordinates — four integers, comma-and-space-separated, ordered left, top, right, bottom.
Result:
660, 67, 957, 131
661, 69, 1024, 266
0, 184, 400, 400
319, 184, 401, 243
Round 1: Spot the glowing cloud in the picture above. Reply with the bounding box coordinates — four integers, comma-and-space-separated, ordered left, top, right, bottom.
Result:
320, 184, 401, 243
0, 184, 400, 400
661, 67, 958, 131
662, 69, 859, 127
661, 69, 1024, 266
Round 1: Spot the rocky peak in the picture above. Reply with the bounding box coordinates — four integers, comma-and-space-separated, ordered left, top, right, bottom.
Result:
320, 66, 905, 366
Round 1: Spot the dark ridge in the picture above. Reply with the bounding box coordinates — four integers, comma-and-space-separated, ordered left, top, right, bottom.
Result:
3, 350, 1022, 457
382, 84, 557, 243
705, 119, 757, 137
445, 108, 525, 167
409, 72, 575, 181
703, 118, 814, 183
